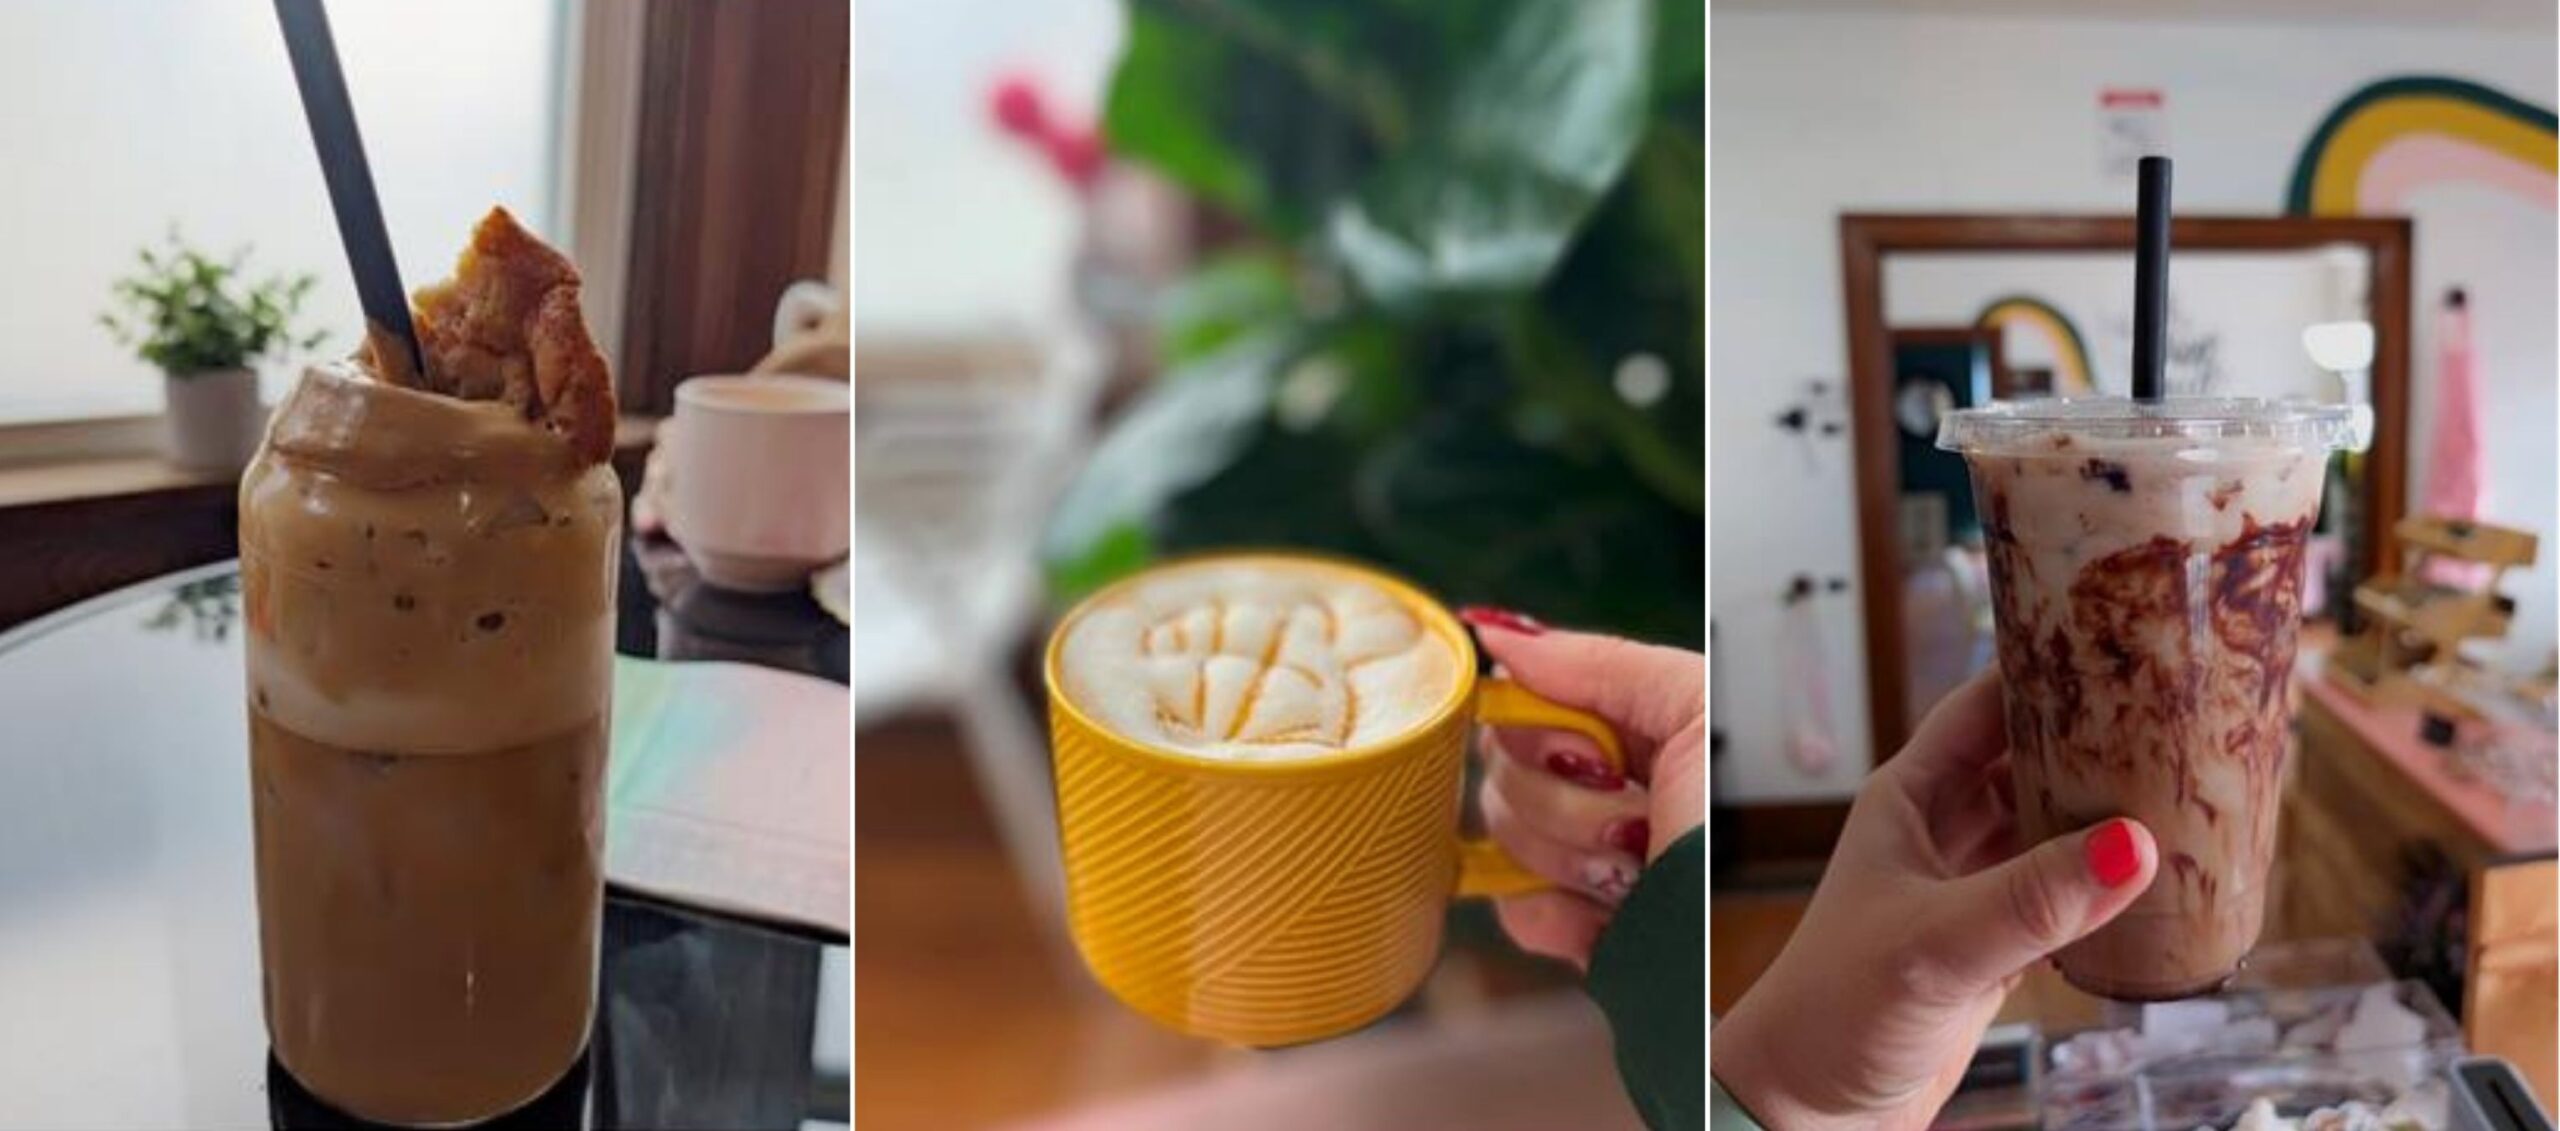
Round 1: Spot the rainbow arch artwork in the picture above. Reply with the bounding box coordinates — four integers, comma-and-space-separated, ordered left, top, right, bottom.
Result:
2286, 75, 2556, 216
1973, 295, 2096, 395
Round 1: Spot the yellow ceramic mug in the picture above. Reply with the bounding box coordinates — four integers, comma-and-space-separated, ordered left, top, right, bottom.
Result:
1043, 553, 1623, 1047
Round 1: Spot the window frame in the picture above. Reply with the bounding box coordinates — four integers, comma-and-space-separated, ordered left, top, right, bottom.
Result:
0, 0, 636, 469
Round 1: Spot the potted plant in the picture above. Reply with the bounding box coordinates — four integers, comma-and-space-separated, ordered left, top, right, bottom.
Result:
1045, 0, 1704, 647
101, 233, 324, 472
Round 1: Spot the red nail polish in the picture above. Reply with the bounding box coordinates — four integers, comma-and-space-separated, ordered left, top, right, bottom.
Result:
1604, 818, 1651, 857
1458, 606, 1546, 636
2086, 819, 2141, 888
1545, 751, 1625, 791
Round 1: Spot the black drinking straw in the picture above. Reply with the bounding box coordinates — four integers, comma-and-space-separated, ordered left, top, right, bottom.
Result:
2131, 155, 2172, 402
273, 0, 425, 380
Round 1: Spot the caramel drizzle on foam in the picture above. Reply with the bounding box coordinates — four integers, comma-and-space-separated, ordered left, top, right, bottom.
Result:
1138, 596, 1418, 750
1228, 607, 1291, 743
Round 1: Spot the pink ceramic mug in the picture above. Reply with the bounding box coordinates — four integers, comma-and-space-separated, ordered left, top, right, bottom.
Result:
666, 374, 850, 591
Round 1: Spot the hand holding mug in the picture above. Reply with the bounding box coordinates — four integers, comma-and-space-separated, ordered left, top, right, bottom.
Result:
1461, 610, 1706, 970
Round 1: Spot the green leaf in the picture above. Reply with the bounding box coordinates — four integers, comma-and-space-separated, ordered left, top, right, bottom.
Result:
1104, 8, 1262, 217
1504, 119, 1702, 513
1154, 250, 1296, 365
1161, 0, 1444, 133
1653, 0, 1701, 100
1043, 329, 1301, 575
1622, 124, 1704, 303
1501, 303, 1699, 513
1328, 0, 1652, 305
1651, 0, 1702, 134
1155, 421, 1381, 559
1331, 154, 1606, 306
1304, 316, 1414, 439
1044, 522, 1157, 609
1440, 0, 1654, 183
1352, 409, 1701, 647
1103, 2, 1391, 235
1077, 0, 1698, 640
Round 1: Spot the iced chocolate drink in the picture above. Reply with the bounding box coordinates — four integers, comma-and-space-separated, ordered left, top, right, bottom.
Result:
241, 208, 621, 1125
1938, 398, 2367, 1000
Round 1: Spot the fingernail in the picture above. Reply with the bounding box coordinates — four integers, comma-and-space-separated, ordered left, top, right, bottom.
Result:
1580, 857, 1635, 902
1603, 817, 1651, 857
2085, 819, 2141, 888
1544, 751, 1625, 791
1458, 606, 1545, 636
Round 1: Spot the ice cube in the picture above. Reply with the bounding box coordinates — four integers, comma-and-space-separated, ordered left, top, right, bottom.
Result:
2335, 985, 2426, 1052
2336, 985, 2429, 1092
2140, 999, 2232, 1058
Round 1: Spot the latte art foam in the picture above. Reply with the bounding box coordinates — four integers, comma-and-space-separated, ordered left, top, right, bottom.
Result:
1057, 562, 1461, 760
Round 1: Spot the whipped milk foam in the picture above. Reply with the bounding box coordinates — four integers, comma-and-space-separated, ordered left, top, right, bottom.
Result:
242, 363, 620, 755
1057, 561, 1460, 760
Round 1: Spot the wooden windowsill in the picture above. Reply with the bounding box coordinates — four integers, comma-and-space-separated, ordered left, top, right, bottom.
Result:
0, 457, 233, 511
0, 415, 663, 514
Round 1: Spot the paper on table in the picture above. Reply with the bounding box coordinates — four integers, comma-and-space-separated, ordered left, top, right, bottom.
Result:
607, 656, 849, 937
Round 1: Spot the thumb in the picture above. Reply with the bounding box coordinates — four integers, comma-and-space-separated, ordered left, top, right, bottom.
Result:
1927, 818, 2158, 992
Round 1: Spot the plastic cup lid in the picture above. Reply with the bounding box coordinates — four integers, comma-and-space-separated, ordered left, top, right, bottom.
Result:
1936, 396, 2372, 454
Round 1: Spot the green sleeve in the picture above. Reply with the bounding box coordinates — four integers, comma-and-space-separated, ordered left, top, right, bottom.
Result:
1585, 825, 1705, 1131
1711, 1078, 1767, 1130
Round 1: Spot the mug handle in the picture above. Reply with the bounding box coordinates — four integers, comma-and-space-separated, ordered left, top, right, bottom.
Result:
1453, 678, 1628, 900
773, 280, 841, 349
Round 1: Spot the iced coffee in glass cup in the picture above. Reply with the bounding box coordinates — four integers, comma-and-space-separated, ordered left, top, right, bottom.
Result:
240, 208, 621, 1125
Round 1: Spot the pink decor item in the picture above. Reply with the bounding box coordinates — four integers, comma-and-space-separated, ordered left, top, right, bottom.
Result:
2423, 290, 2485, 519
1780, 598, 1839, 779
988, 72, 1106, 193
2421, 290, 2492, 589
2359, 134, 2557, 216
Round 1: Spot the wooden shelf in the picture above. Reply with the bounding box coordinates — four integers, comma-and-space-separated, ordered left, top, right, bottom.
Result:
2354, 582, 2512, 645
2397, 514, 2539, 569
2344, 512, 2540, 724
2326, 633, 2386, 700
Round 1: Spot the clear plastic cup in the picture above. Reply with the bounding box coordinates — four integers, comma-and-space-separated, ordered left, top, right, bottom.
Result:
1937, 397, 2369, 999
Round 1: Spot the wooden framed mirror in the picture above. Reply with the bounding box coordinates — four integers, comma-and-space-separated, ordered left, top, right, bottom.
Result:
1840, 213, 2414, 793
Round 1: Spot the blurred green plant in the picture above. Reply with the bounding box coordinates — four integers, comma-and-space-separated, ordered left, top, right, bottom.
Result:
100, 231, 326, 376
1046, 0, 1704, 646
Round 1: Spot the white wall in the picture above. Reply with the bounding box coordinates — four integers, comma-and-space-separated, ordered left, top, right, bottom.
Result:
0, 2, 561, 424
1712, 11, 2556, 801
1885, 250, 2360, 403
852, 0, 1122, 342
